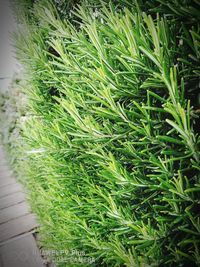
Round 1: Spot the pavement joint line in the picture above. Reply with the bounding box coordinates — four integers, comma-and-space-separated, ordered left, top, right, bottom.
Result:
0, 229, 37, 247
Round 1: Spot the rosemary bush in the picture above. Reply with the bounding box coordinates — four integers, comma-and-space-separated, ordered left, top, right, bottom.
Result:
12, 0, 200, 266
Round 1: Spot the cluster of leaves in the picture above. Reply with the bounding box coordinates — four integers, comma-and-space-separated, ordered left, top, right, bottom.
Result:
12, 0, 200, 266
0, 76, 28, 164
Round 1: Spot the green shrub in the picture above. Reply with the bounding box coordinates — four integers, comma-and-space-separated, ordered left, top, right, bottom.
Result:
12, 0, 200, 266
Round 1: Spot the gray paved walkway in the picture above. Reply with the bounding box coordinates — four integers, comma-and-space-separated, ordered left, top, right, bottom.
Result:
0, 145, 45, 267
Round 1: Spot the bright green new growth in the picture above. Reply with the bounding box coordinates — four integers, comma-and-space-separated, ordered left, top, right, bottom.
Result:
12, 0, 200, 266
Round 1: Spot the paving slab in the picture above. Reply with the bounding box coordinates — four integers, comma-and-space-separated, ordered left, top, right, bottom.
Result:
0, 213, 38, 243
0, 201, 30, 224
0, 233, 44, 267
0, 183, 23, 199
0, 178, 16, 188
0, 191, 26, 210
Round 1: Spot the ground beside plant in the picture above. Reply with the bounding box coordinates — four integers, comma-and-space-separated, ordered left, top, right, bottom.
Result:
2, 1, 200, 266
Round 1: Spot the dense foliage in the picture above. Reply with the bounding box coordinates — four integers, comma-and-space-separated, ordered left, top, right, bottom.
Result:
6, 0, 200, 266
0, 76, 27, 163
